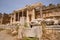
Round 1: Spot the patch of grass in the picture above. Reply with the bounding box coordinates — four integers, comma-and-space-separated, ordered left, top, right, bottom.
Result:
22, 37, 39, 40
24, 23, 28, 28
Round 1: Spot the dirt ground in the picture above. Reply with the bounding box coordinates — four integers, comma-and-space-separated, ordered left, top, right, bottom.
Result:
0, 30, 17, 40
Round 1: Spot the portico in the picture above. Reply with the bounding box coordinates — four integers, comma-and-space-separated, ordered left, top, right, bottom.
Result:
10, 3, 43, 25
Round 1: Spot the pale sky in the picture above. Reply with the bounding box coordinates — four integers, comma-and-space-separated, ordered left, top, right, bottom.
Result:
0, 0, 60, 13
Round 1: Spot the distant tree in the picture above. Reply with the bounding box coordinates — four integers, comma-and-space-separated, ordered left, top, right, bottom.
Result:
42, 5, 46, 8
2, 13, 10, 24
57, 4, 60, 6
49, 3, 56, 8
0, 13, 2, 18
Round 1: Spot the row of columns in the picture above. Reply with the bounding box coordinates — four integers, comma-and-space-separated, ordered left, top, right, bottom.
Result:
10, 11, 34, 24
10, 12, 20, 24
10, 10, 25, 24
10, 7, 42, 24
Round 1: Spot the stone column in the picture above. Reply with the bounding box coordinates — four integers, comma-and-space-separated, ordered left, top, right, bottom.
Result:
10, 16, 12, 24
31, 9, 35, 21
27, 10, 29, 22
18, 12, 19, 21
1, 14, 4, 24
1, 18, 2, 24
40, 6, 43, 18
1, 15, 3, 24
22, 10, 24, 17
14, 13, 16, 23
18, 26, 24, 40
26, 10, 30, 27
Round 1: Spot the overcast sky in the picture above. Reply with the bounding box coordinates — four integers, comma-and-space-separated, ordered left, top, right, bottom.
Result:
0, 0, 60, 13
